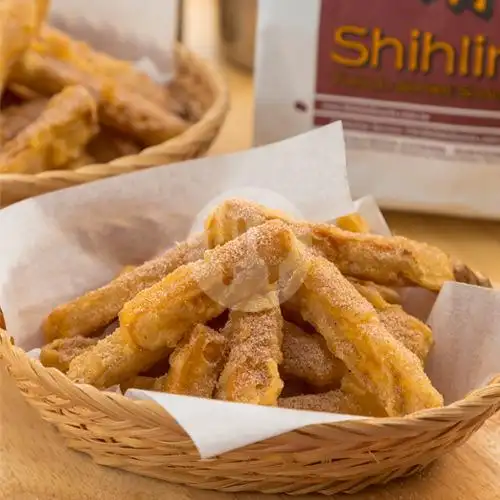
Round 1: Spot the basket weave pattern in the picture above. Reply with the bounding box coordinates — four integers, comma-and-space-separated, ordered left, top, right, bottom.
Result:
1, 329, 499, 495
0, 44, 229, 208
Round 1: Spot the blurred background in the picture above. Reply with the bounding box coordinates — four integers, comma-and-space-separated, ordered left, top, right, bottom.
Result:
179, 0, 256, 70
178, 0, 256, 154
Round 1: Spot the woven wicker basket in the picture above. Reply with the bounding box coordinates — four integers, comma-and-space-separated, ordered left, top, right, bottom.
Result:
1, 329, 499, 496
0, 43, 229, 208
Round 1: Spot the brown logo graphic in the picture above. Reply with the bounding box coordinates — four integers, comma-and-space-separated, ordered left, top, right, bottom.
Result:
421, 0, 494, 20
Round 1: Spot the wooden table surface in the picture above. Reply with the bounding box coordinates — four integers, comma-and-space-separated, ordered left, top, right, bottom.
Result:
2, 2, 500, 498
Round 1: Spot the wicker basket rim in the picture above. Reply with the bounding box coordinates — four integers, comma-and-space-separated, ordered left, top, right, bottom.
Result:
2, 328, 499, 444
0, 43, 230, 183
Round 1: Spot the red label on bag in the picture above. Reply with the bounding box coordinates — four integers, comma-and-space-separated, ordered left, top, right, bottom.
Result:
314, 0, 500, 144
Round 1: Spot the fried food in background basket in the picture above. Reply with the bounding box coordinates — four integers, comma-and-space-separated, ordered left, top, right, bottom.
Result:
0, 0, 194, 175
38, 199, 493, 419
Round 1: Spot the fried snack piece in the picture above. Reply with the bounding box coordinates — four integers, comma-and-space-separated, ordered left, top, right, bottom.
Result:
340, 374, 388, 417
453, 260, 492, 288
11, 50, 188, 145
120, 221, 300, 351
281, 321, 345, 388
348, 278, 401, 305
156, 324, 227, 398
351, 280, 433, 362
0, 0, 46, 95
43, 233, 206, 341
0, 309, 5, 329
291, 247, 443, 416
67, 328, 171, 389
217, 293, 284, 405
40, 336, 99, 373
87, 127, 141, 163
336, 213, 370, 233
0, 85, 98, 174
6, 82, 41, 100
36, 26, 173, 111
205, 199, 461, 291
2, 97, 48, 141
279, 389, 383, 417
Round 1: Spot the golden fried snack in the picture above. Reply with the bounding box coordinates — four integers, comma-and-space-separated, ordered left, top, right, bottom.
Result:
40, 336, 99, 373
348, 278, 401, 305
281, 321, 345, 388
336, 213, 370, 233
156, 324, 227, 398
340, 374, 388, 417
351, 280, 433, 362
43, 234, 206, 342
0, 0, 46, 95
205, 199, 475, 291
279, 389, 384, 417
217, 293, 284, 405
290, 246, 443, 416
120, 221, 300, 351
87, 128, 141, 163
2, 97, 48, 141
11, 50, 189, 145
453, 259, 492, 288
67, 328, 171, 389
0, 85, 98, 174
6, 81, 41, 100
36, 26, 173, 111
0, 309, 5, 329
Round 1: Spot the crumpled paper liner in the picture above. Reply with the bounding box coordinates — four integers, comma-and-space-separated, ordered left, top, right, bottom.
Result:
0, 122, 498, 458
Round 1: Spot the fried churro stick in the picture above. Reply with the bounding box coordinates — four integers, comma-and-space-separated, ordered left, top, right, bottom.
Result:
281, 321, 345, 388
40, 336, 99, 373
335, 213, 370, 233
156, 324, 227, 398
279, 389, 384, 417
351, 280, 433, 362
43, 234, 206, 342
217, 293, 284, 405
120, 221, 300, 351
347, 278, 401, 305
67, 328, 171, 389
36, 26, 173, 111
340, 374, 388, 417
291, 247, 443, 416
205, 199, 486, 291
11, 50, 188, 145
0, 85, 98, 174
453, 260, 492, 288
0, 0, 46, 95
2, 97, 48, 141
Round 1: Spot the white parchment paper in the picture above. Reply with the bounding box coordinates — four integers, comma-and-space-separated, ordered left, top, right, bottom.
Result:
0, 123, 498, 459
48, 0, 178, 81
